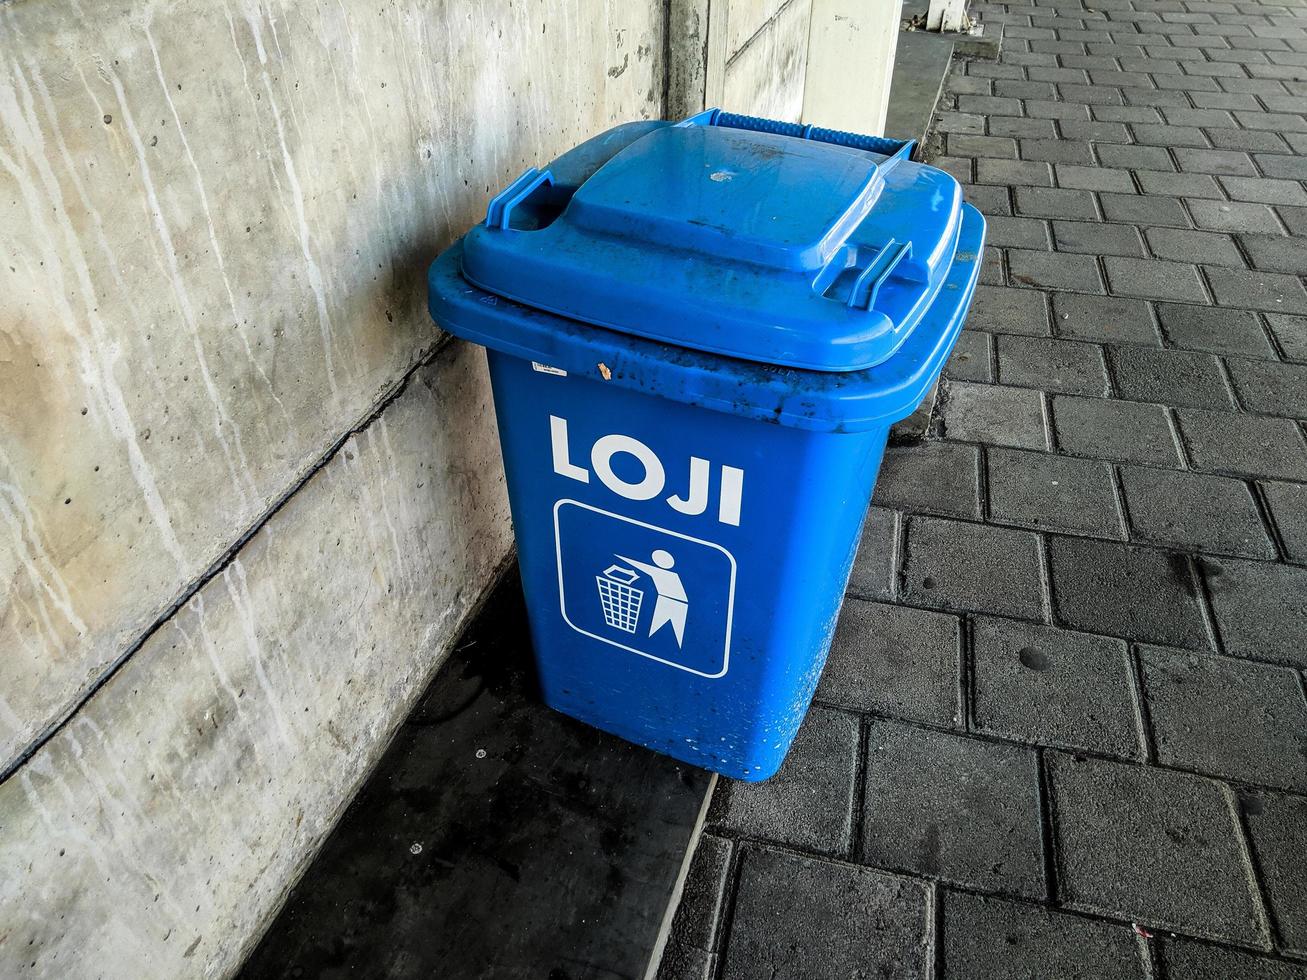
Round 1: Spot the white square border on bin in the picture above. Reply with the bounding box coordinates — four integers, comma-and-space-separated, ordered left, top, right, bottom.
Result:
552, 498, 736, 679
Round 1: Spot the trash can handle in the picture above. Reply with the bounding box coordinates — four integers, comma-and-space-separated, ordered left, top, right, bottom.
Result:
679, 108, 917, 164
484, 167, 555, 230
849, 239, 915, 310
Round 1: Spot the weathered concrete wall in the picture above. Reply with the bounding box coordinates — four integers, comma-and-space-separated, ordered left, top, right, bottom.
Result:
665, 0, 811, 121
723, 0, 812, 121
802, 0, 902, 134
0, 0, 664, 976
0, 342, 513, 979
0, 0, 661, 770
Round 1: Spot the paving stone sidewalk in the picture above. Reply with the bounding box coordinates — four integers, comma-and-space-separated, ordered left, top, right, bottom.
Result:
659, 0, 1307, 976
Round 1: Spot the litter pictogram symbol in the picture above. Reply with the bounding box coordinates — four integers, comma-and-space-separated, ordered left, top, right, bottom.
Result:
597, 564, 644, 634
615, 550, 688, 647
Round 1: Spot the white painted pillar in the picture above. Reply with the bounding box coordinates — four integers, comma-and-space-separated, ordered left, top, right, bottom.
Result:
927, 0, 968, 33
801, 0, 904, 137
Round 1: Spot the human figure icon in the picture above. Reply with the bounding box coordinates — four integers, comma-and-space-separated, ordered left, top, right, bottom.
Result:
615, 549, 688, 647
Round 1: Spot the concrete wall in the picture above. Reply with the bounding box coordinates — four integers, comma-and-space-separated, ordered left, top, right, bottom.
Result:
0, 0, 663, 976
666, 0, 812, 121
802, 0, 903, 135
723, 0, 813, 122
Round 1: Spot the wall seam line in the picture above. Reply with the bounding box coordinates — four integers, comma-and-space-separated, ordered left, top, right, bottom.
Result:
723, 0, 799, 71
0, 336, 455, 787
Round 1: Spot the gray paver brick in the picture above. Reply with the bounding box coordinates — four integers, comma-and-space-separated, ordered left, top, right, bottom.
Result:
873, 441, 981, 519
1048, 754, 1268, 945
1226, 358, 1307, 420
1221, 176, 1307, 207
723, 847, 929, 980
948, 74, 993, 96
1052, 394, 1182, 466
1026, 98, 1092, 121
996, 80, 1057, 101
967, 285, 1051, 337
817, 600, 962, 727
1240, 234, 1307, 276
1047, 537, 1209, 648
862, 722, 1043, 898
1267, 313, 1307, 363
708, 707, 858, 853
1174, 146, 1259, 175
902, 515, 1046, 620
1136, 170, 1225, 200
1242, 792, 1307, 955
940, 890, 1145, 980
1064, 120, 1134, 142
1237, 110, 1307, 134
1201, 556, 1307, 666
1279, 206, 1307, 238
1009, 248, 1105, 292
1053, 219, 1144, 256
1139, 647, 1307, 791
1161, 106, 1237, 128
848, 506, 898, 601
1021, 139, 1095, 166
1190, 92, 1261, 111
934, 156, 973, 185
1176, 407, 1307, 481
1096, 142, 1176, 171
1145, 228, 1245, 268
989, 116, 1058, 140
1108, 346, 1235, 410
949, 133, 1018, 159
1053, 293, 1160, 346
936, 113, 985, 136
942, 382, 1048, 450
1256, 153, 1307, 181
972, 617, 1142, 759
1156, 303, 1275, 358
959, 94, 1025, 117
1160, 940, 1307, 980
658, 833, 732, 976
977, 158, 1056, 189
1105, 255, 1208, 303
985, 215, 1050, 251
1188, 199, 1285, 234
1100, 193, 1193, 229
1207, 267, 1307, 315
1263, 480, 1307, 562
1129, 122, 1207, 147
1209, 128, 1292, 154
943, 330, 993, 383
1015, 186, 1099, 220
987, 447, 1124, 538
1054, 164, 1135, 193
967, 183, 1012, 217
1092, 104, 1159, 122
1120, 466, 1275, 558
997, 336, 1110, 396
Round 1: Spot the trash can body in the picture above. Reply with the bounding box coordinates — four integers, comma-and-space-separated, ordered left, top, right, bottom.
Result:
429, 110, 985, 779
488, 350, 888, 778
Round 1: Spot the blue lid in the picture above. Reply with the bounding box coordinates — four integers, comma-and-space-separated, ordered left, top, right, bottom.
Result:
429, 200, 986, 432
458, 110, 965, 372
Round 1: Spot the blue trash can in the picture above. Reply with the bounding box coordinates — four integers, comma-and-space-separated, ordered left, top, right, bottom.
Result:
428, 109, 984, 780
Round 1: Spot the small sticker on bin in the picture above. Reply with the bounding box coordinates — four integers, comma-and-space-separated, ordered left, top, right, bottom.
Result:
532, 361, 567, 376
554, 500, 735, 678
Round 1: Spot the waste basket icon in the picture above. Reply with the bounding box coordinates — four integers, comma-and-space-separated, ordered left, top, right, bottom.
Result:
597, 565, 643, 634
429, 108, 985, 779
